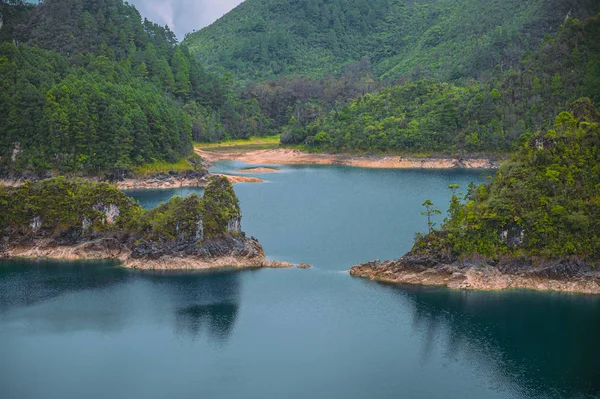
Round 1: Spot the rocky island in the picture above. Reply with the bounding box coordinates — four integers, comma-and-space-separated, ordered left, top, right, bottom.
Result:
351, 100, 600, 294
0, 176, 291, 270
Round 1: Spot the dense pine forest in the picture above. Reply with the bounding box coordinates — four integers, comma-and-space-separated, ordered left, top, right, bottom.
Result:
0, 0, 269, 176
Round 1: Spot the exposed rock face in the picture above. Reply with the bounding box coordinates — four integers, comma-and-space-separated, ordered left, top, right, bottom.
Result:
11, 142, 21, 163
130, 235, 263, 261
29, 216, 42, 233
227, 218, 242, 234
349, 254, 600, 294
93, 203, 120, 224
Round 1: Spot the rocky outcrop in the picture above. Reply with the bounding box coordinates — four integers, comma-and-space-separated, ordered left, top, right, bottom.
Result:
4, 235, 295, 271
349, 254, 600, 294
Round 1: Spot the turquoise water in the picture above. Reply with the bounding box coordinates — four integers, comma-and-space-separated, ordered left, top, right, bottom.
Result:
1, 163, 599, 399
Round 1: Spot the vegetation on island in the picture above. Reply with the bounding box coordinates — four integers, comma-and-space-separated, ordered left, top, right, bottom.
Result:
0, 176, 241, 244
413, 99, 600, 263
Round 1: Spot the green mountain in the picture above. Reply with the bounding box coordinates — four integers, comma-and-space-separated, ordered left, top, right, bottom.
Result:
184, 0, 599, 81
0, 0, 270, 176
283, 14, 600, 153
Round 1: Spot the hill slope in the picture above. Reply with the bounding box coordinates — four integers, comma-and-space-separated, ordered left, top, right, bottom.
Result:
184, 0, 599, 81
0, 0, 270, 176
283, 14, 600, 153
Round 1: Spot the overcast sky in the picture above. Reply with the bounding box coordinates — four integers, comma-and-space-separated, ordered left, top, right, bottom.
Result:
128, 0, 245, 41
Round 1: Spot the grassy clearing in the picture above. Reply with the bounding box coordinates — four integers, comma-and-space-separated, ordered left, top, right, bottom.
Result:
194, 135, 281, 152
131, 158, 195, 177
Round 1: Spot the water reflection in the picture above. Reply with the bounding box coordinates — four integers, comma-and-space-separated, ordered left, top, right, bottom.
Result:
0, 259, 128, 313
137, 269, 245, 344
175, 303, 239, 342
381, 282, 600, 399
0, 260, 246, 345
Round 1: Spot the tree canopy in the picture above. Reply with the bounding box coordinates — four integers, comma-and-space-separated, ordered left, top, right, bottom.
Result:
0, 0, 272, 176
414, 99, 600, 262
184, 0, 600, 82
283, 14, 600, 154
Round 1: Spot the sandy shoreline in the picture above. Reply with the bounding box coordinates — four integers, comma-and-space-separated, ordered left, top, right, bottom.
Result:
1, 149, 499, 190
216, 174, 264, 183
196, 148, 502, 169
236, 167, 280, 173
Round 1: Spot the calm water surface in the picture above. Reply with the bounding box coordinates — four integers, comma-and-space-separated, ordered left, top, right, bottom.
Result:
1, 163, 599, 399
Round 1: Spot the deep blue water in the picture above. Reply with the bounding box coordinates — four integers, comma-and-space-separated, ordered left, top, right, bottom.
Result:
1, 163, 598, 399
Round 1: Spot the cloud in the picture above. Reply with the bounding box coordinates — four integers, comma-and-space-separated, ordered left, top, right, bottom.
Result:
128, 0, 244, 41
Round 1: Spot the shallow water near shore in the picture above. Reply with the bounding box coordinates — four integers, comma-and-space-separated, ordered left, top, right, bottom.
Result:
1, 162, 599, 399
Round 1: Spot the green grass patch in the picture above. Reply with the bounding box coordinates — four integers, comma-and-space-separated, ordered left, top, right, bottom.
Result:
194, 135, 281, 152
131, 158, 196, 177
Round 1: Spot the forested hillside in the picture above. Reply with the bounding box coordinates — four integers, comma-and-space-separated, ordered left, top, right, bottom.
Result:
413, 98, 600, 261
2, 0, 599, 171
184, 0, 599, 82
285, 14, 600, 153
0, 0, 270, 176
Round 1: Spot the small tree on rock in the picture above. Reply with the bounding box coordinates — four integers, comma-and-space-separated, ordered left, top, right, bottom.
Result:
421, 199, 441, 234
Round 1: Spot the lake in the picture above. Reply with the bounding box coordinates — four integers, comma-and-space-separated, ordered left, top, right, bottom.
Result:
1, 163, 599, 399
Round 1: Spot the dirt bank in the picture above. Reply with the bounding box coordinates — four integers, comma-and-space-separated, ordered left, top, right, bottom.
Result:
196, 148, 502, 169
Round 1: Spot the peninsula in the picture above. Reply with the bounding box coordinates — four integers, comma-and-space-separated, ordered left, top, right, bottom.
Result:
350, 100, 600, 294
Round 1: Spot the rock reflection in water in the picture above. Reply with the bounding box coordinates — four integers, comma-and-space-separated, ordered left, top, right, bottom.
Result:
0, 259, 128, 313
176, 303, 239, 342
0, 259, 130, 334
381, 282, 600, 399
138, 268, 247, 344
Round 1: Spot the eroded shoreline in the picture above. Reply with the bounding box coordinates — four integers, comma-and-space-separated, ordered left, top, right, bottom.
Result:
3, 238, 295, 271
1, 149, 501, 190
349, 257, 600, 295
197, 148, 502, 169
